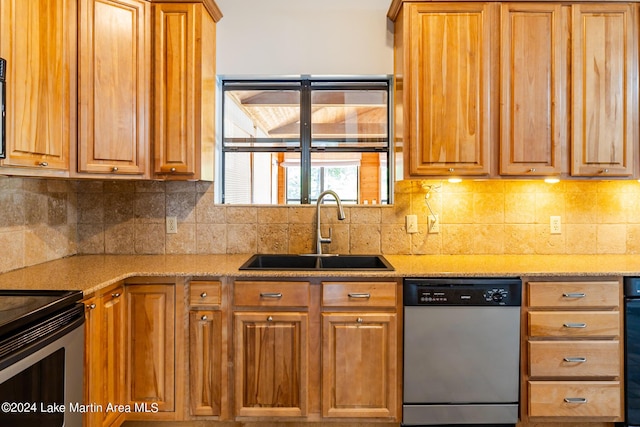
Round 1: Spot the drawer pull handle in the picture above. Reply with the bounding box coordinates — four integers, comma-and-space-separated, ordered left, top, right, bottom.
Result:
563, 292, 586, 298
200, 292, 207, 298
260, 292, 283, 299
564, 397, 588, 404
88, 303, 96, 310
111, 292, 121, 298
563, 322, 587, 328
267, 316, 273, 322
201, 315, 208, 321
563, 357, 587, 363
348, 293, 371, 299
39, 162, 49, 167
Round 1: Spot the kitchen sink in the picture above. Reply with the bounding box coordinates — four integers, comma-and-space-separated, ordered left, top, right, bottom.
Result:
239, 254, 394, 271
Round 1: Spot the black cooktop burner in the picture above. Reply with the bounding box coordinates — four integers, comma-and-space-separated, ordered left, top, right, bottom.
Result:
0, 290, 83, 338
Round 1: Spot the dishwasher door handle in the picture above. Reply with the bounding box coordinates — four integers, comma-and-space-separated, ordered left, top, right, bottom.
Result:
563, 322, 587, 328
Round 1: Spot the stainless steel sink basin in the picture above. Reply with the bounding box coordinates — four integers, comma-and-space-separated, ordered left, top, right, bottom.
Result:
239, 254, 394, 271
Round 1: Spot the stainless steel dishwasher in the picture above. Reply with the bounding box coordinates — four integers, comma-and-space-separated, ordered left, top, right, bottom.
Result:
403, 277, 522, 426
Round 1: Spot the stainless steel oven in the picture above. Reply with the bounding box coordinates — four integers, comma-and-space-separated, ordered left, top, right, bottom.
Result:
0, 290, 84, 427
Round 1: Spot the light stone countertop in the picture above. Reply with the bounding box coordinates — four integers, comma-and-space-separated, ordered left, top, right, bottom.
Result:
1, 254, 640, 296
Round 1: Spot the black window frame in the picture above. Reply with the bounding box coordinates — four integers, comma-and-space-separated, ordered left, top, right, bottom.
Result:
220, 76, 393, 205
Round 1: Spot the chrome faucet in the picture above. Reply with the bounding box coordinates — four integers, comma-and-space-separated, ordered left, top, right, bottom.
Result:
315, 190, 346, 255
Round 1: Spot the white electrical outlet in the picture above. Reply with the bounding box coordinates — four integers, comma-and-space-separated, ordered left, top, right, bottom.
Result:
166, 216, 178, 234
406, 215, 418, 234
429, 214, 440, 234
550, 216, 561, 235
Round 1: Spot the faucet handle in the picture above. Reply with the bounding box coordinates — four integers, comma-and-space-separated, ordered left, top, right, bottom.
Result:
319, 227, 333, 244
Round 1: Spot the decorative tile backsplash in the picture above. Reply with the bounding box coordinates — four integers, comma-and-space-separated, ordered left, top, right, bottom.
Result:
3, 175, 640, 273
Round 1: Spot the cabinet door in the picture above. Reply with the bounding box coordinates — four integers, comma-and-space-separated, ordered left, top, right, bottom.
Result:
500, 3, 565, 176
234, 312, 308, 417
0, 0, 74, 173
189, 310, 222, 416
571, 4, 637, 177
406, 3, 494, 176
126, 284, 175, 412
153, 3, 216, 180
321, 313, 397, 419
83, 297, 100, 427
101, 287, 125, 427
78, 0, 150, 176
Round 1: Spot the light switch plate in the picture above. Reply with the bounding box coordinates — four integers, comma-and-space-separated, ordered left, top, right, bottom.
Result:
406, 215, 418, 234
550, 216, 561, 234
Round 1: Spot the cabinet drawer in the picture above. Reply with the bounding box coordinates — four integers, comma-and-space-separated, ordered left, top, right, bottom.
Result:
528, 281, 619, 308
528, 341, 620, 378
528, 381, 621, 418
528, 311, 619, 338
234, 281, 309, 307
322, 281, 396, 307
190, 281, 221, 307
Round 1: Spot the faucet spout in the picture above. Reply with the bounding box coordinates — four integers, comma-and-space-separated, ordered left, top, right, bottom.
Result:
315, 190, 345, 255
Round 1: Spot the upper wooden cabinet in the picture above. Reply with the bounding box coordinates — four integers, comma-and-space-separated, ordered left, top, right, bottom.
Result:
395, 2, 494, 177
0, 0, 76, 175
500, 3, 565, 176
390, 1, 639, 179
571, 4, 637, 177
153, 1, 220, 180
77, 0, 151, 177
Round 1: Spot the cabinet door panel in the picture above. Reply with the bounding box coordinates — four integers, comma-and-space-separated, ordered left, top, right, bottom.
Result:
126, 284, 175, 412
234, 312, 308, 417
407, 3, 493, 176
102, 288, 125, 427
189, 310, 222, 416
500, 3, 565, 176
78, 0, 150, 176
571, 4, 637, 176
322, 313, 397, 418
0, 0, 74, 172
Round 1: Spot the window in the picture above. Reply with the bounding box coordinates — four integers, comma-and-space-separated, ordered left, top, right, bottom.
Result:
221, 77, 392, 205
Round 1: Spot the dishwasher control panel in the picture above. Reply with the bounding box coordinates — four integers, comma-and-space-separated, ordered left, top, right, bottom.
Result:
404, 278, 521, 306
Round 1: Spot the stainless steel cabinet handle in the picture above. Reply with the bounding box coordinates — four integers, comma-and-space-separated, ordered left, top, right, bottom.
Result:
563, 357, 587, 363
201, 315, 208, 321
38, 162, 48, 167
111, 292, 121, 298
563, 292, 586, 298
356, 317, 364, 323
88, 303, 96, 310
563, 322, 587, 328
200, 292, 207, 298
260, 292, 283, 299
348, 293, 371, 299
564, 397, 588, 404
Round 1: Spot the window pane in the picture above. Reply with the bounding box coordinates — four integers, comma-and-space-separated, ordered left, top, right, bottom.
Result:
224, 89, 301, 149
224, 152, 300, 204
310, 89, 388, 148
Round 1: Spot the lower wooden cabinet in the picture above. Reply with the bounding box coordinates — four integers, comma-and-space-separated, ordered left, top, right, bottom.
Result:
523, 277, 624, 422
125, 283, 176, 416
188, 280, 224, 418
321, 312, 397, 418
83, 285, 126, 427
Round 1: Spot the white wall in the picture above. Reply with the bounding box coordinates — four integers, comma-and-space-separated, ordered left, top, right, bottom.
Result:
215, 0, 394, 76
